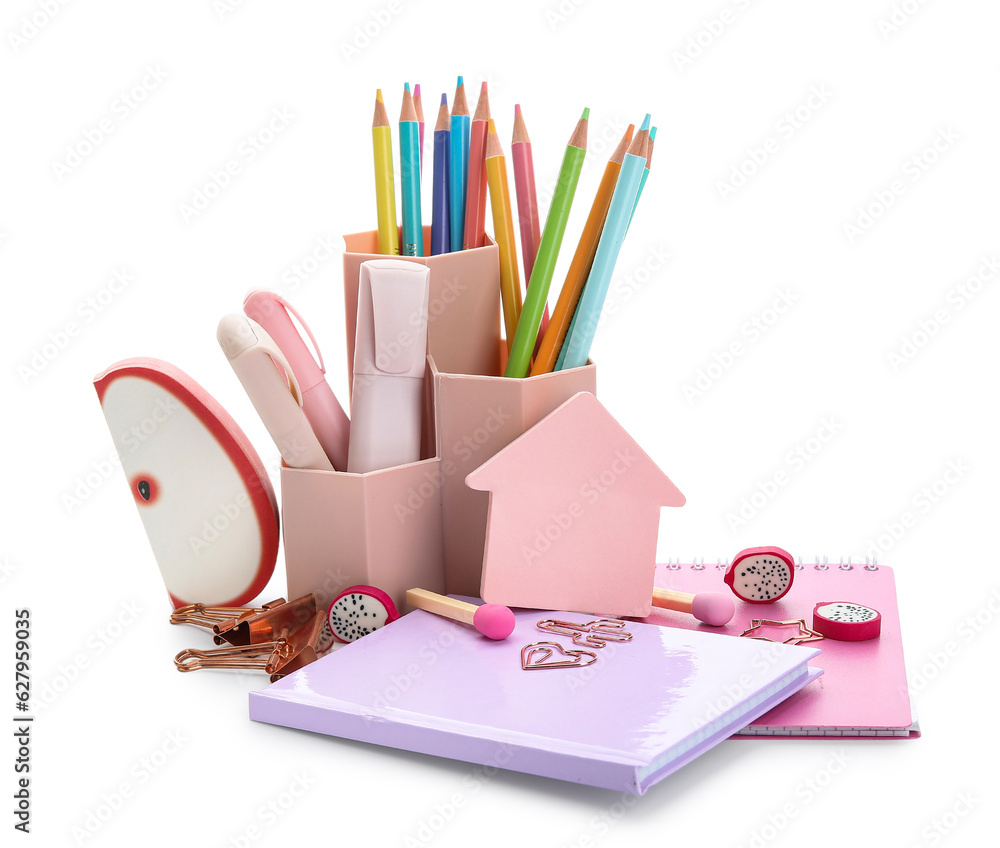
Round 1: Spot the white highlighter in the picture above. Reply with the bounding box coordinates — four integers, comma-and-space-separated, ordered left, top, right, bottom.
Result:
348, 260, 430, 473
218, 314, 335, 472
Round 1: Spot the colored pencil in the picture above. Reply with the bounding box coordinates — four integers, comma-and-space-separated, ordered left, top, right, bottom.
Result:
431, 93, 451, 256
531, 124, 634, 376
413, 83, 425, 176
558, 116, 651, 371
449, 76, 471, 252
511, 105, 550, 350
464, 82, 491, 250
628, 125, 654, 229
399, 83, 423, 257
511, 105, 541, 281
372, 89, 399, 255
504, 107, 589, 379
484, 119, 522, 351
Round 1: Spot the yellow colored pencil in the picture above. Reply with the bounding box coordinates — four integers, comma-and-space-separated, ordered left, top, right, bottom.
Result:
372, 89, 399, 254
484, 119, 522, 351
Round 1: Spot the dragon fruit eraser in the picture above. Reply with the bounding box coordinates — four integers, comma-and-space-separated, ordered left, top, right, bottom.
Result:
724, 546, 795, 604
812, 602, 882, 642
327, 585, 401, 644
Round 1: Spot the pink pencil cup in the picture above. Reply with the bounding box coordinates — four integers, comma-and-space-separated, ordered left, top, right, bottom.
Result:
281, 463, 446, 615
343, 227, 502, 383
430, 353, 597, 597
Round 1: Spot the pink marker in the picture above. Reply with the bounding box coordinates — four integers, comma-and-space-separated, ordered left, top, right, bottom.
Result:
244, 290, 350, 471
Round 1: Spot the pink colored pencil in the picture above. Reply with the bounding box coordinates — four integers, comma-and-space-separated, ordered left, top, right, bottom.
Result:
512, 104, 549, 344
413, 83, 425, 176
464, 82, 490, 250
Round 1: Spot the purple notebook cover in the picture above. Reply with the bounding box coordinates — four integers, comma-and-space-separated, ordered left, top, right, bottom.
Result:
250, 606, 821, 794
648, 562, 916, 737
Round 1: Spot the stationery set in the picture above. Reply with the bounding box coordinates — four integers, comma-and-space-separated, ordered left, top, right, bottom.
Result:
93, 76, 918, 794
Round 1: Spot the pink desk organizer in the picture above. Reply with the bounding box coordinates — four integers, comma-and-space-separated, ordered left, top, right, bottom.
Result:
343, 227, 502, 383
430, 355, 597, 597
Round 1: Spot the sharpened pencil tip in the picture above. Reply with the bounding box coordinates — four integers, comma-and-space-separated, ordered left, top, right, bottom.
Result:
581, 107, 590, 120
640, 113, 651, 131
376, 89, 383, 103
650, 126, 657, 140
414, 83, 421, 97
481, 81, 488, 92
487, 118, 497, 134
440, 92, 448, 106
514, 103, 521, 116
457, 75, 464, 86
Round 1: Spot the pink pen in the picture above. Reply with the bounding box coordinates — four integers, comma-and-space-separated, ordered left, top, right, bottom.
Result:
244, 290, 350, 471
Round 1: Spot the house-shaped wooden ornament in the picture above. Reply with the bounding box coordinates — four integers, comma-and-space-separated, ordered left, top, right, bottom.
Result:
465, 392, 685, 617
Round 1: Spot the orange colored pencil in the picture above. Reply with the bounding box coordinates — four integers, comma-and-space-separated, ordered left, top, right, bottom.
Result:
484, 119, 522, 351
464, 82, 490, 249
530, 124, 634, 375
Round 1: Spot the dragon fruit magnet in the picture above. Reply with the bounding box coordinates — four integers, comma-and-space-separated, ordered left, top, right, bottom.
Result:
327, 585, 401, 643
724, 546, 795, 604
813, 602, 882, 642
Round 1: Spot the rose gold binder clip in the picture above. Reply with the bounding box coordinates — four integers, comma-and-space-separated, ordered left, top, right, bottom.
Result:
170, 599, 286, 643
171, 595, 329, 681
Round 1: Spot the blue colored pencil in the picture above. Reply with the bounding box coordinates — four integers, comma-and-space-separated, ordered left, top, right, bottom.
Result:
449, 76, 471, 251
431, 93, 451, 256
558, 115, 652, 370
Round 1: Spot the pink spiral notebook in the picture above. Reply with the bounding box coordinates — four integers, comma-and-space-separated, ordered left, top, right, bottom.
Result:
647, 561, 918, 738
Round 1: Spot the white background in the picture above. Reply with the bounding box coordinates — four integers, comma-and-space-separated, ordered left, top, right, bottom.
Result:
3, 1, 998, 846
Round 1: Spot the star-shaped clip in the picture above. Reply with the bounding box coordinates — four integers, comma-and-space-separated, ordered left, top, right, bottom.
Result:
740, 618, 824, 646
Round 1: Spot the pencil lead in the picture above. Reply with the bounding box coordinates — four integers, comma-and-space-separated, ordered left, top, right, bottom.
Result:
376, 89, 383, 103
481, 81, 488, 92
639, 113, 651, 131
581, 107, 590, 120
404, 82, 411, 93
414, 83, 421, 97
457, 75, 464, 87
514, 103, 521, 116
650, 126, 657, 141
440, 92, 448, 106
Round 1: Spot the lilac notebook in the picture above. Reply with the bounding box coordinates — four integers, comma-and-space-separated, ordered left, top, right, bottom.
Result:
250, 606, 821, 794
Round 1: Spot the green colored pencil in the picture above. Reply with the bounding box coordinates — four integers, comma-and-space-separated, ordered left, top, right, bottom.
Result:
504, 107, 589, 378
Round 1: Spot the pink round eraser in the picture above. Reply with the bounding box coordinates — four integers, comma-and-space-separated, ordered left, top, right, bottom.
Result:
691, 592, 736, 626
472, 604, 516, 640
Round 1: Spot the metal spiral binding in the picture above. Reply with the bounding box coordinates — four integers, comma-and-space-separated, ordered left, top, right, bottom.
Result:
661, 554, 880, 570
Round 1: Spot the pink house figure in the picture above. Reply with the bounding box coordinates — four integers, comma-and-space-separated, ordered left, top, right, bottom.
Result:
466, 392, 685, 617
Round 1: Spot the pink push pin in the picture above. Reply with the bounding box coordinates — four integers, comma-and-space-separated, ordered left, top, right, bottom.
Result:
406, 589, 516, 640
652, 588, 735, 626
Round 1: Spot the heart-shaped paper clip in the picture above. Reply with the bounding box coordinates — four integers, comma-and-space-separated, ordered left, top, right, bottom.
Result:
536, 618, 634, 648
520, 641, 598, 671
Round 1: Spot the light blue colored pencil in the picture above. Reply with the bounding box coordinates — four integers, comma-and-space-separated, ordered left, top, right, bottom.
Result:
449, 76, 471, 251
558, 115, 651, 371
399, 83, 423, 256
627, 125, 654, 231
